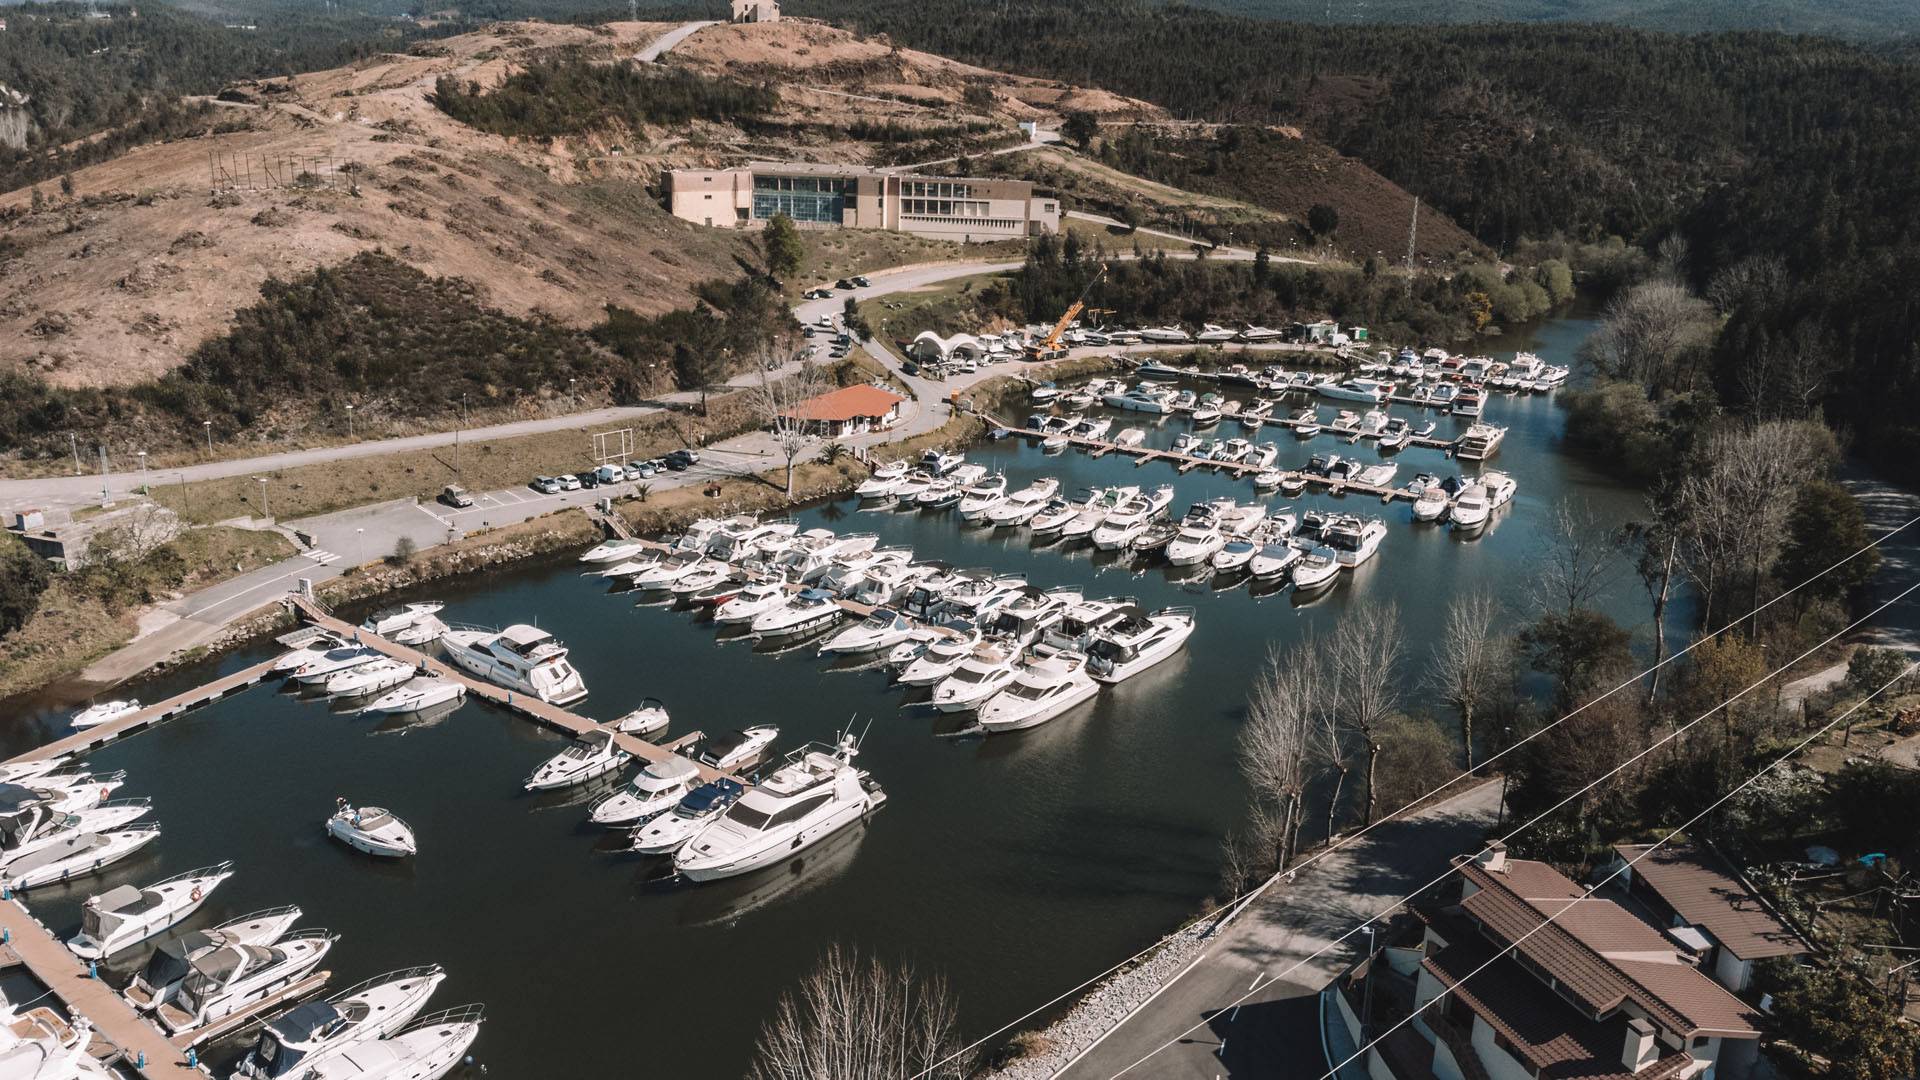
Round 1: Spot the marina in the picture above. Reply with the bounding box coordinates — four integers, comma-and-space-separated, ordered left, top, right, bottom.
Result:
0, 305, 1692, 1079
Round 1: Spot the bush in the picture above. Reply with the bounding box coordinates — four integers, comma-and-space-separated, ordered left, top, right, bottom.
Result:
385, 537, 417, 566
0, 534, 51, 635
433, 60, 776, 138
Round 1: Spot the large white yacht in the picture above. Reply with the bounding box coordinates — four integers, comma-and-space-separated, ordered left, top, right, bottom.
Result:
66, 861, 234, 960
124, 907, 304, 1013
1165, 502, 1229, 567
1316, 377, 1394, 404
1087, 607, 1197, 684
305, 1006, 484, 1080
976, 653, 1102, 733
232, 966, 447, 1079
929, 640, 1025, 712
439, 624, 587, 705
673, 735, 881, 882
156, 931, 339, 1034
0, 991, 117, 1078
1323, 515, 1389, 566
587, 757, 703, 827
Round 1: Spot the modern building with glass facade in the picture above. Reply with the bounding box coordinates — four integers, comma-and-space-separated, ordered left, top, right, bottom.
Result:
667, 162, 1060, 242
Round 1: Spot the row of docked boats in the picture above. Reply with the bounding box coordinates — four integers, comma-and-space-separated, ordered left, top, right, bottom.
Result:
1408, 470, 1519, 530
0, 755, 161, 891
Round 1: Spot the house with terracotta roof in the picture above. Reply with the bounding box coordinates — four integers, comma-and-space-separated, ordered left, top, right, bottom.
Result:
1609, 844, 1810, 994
779, 384, 907, 439
1399, 845, 1761, 1080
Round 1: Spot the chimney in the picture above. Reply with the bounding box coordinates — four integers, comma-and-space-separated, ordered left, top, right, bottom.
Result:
1479, 841, 1508, 874
1621, 1018, 1657, 1072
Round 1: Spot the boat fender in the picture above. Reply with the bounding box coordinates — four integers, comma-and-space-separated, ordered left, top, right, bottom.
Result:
190, 887, 203, 902
99, 787, 108, 799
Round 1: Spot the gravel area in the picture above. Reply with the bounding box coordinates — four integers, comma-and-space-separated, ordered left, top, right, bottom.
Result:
984, 915, 1220, 1079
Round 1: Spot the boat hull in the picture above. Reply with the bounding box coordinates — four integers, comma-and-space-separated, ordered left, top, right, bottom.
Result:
675, 799, 870, 882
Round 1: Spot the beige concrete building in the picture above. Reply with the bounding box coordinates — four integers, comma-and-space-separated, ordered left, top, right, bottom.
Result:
730, 0, 778, 22
666, 162, 1059, 243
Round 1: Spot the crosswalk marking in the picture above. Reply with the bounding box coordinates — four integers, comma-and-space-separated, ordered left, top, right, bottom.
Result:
306, 550, 341, 565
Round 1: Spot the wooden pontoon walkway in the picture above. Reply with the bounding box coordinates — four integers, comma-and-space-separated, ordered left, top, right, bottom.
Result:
5, 660, 280, 765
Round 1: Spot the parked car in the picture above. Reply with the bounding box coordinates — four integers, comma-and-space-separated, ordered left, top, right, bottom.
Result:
850, 275, 872, 288
575, 471, 600, 489
803, 288, 833, 300
625, 461, 652, 479
531, 476, 562, 494
815, 316, 833, 328
558, 474, 583, 491
835, 278, 855, 290
829, 347, 850, 360
439, 484, 474, 508
673, 448, 701, 464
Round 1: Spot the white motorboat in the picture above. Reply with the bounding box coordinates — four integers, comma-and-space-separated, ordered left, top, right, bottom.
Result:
1061, 486, 1138, 541
304, 1005, 484, 1080
854, 460, 912, 500
627, 550, 708, 590
698, 726, 779, 772
1165, 503, 1228, 566
1139, 325, 1191, 343
67, 861, 235, 960
525, 730, 630, 791
984, 587, 1079, 646
322, 658, 415, 699
70, 700, 139, 729
889, 470, 938, 503
597, 553, 662, 579
1087, 607, 1196, 684
0, 756, 69, 786
1092, 487, 1167, 551
292, 647, 384, 686
929, 640, 1024, 712
668, 562, 736, 598
1483, 469, 1519, 510
270, 634, 350, 676
1450, 483, 1492, 530
1456, 422, 1508, 461
1072, 416, 1113, 440
630, 779, 746, 854
327, 801, 416, 857
579, 537, 648, 564
439, 624, 587, 705
124, 906, 304, 1012
708, 520, 800, 564
820, 608, 925, 655
0, 996, 115, 1077
1115, 427, 1147, 448
817, 549, 909, 597
986, 479, 1062, 526
848, 562, 935, 609
1029, 381, 1060, 402
1316, 377, 1393, 403
894, 627, 984, 686
233, 966, 447, 1079
1211, 538, 1260, 573
364, 673, 467, 715
1249, 540, 1303, 579
359, 603, 446, 645
1195, 323, 1237, 343
2, 824, 162, 890
1189, 404, 1222, 426
918, 448, 967, 475
782, 532, 879, 582
0, 772, 125, 816
1252, 468, 1283, 489
612, 697, 669, 736
1028, 497, 1080, 534
1292, 546, 1342, 590
587, 756, 703, 827
1412, 484, 1451, 522
1356, 463, 1399, 488
0, 801, 152, 868
675, 734, 881, 882
1104, 386, 1177, 413
978, 652, 1101, 732
956, 473, 1011, 520
156, 930, 339, 1035
1324, 515, 1388, 566
1452, 387, 1485, 417
1240, 325, 1284, 342
713, 581, 794, 625
749, 588, 845, 638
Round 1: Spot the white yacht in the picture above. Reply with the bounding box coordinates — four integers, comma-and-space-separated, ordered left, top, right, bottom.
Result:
233, 966, 447, 1080
1483, 469, 1519, 510
986, 478, 1062, 526
1450, 483, 1492, 530
0, 757, 70, 787
1087, 608, 1196, 684
1324, 515, 1388, 566
67, 861, 234, 960
578, 537, 648, 564
0, 994, 116, 1077
848, 562, 935, 609
291, 647, 384, 686
713, 581, 794, 625
977, 652, 1102, 732
156, 930, 339, 1035
1072, 416, 1113, 440
612, 697, 669, 736
668, 562, 735, 598
1139, 325, 1192, 343
1165, 503, 1228, 567
327, 801, 416, 857
888, 470, 938, 503
69, 700, 139, 729
1195, 323, 1237, 343
1211, 538, 1260, 573
984, 587, 1079, 646
1240, 325, 1284, 342
1456, 422, 1508, 461
820, 608, 925, 656
0, 801, 152, 870
1061, 486, 1138, 540
365, 674, 466, 715
630, 779, 746, 854
1292, 546, 1342, 590
1356, 462, 1400, 488
124, 907, 304, 1012
1412, 483, 1452, 522
1103, 385, 1177, 413
749, 588, 845, 639
675, 735, 881, 882
1028, 497, 1080, 535
587, 756, 703, 827
853, 460, 912, 500
930, 640, 1025, 712
894, 627, 985, 687
322, 658, 415, 699
783, 532, 879, 582
269, 634, 351, 676
698, 727, 779, 772
626, 550, 708, 590
1316, 377, 1394, 404
359, 603, 447, 646
304, 1006, 484, 1080
525, 730, 629, 791
1249, 540, 1303, 579
953, 473, 1009, 520
440, 624, 587, 705
1091, 485, 1171, 550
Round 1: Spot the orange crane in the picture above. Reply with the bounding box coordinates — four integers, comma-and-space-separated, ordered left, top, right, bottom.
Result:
1026, 263, 1108, 360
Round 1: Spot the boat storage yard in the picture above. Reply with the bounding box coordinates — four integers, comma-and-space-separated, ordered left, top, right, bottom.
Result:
0, 312, 1673, 1079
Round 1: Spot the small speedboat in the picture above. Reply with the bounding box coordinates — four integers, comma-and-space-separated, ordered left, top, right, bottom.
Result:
70, 700, 139, 729
67, 861, 235, 960
1248, 541, 1303, 579
956, 473, 1010, 520
1211, 538, 1260, 573
895, 628, 984, 686
698, 726, 779, 772
579, 538, 649, 564
587, 756, 703, 827
1292, 546, 1342, 591
303, 1005, 484, 1080
630, 779, 745, 854
713, 581, 793, 625
524, 730, 630, 791
2, 824, 163, 890
1028, 498, 1079, 535
322, 658, 415, 699
1132, 519, 1180, 554
669, 561, 736, 597
359, 603, 446, 645
270, 633, 351, 675
986, 479, 1062, 526
612, 697, 669, 736
292, 647, 384, 685
326, 800, 417, 858
1450, 484, 1491, 530
364, 673, 467, 715
854, 460, 912, 500
232, 966, 448, 1079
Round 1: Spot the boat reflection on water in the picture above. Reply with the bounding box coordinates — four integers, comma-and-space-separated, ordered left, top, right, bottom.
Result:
528, 771, 626, 814
669, 822, 871, 929
368, 697, 465, 736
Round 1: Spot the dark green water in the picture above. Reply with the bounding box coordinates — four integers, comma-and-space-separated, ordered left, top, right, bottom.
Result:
0, 307, 1689, 1078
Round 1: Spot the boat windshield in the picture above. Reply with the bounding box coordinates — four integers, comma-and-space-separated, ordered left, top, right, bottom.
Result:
951, 665, 995, 684
721, 802, 773, 830
1005, 679, 1055, 701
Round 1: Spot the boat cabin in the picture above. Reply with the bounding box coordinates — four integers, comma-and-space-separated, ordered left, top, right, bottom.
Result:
81, 884, 165, 941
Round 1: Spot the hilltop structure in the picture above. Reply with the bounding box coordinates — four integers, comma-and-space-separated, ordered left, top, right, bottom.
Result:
667, 162, 1059, 242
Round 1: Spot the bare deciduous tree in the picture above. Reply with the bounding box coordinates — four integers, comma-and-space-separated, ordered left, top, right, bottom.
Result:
1423, 590, 1510, 769
1533, 497, 1622, 619
1576, 279, 1717, 392
1678, 420, 1837, 627
1331, 602, 1405, 828
749, 943, 972, 1080
751, 356, 832, 500
1237, 646, 1316, 870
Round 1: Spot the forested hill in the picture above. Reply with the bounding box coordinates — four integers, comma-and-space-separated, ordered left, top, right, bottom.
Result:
1191, 0, 1920, 40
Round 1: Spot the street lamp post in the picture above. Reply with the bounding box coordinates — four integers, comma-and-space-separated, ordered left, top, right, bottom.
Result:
70, 433, 81, 475
255, 477, 269, 520
136, 451, 147, 487
356, 527, 365, 566
456, 393, 468, 472
346, 405, 355, 439
203, 421, 213, 457
1497, 725, 1514, 828
569, 378, 577, 412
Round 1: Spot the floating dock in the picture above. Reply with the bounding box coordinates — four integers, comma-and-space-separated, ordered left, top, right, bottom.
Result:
7, 660, 280, 764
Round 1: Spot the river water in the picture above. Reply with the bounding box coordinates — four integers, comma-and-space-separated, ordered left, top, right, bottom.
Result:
0, 306, 1688, 1078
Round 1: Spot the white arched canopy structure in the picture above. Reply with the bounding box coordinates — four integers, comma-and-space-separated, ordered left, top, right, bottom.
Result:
907, 331, 985, 363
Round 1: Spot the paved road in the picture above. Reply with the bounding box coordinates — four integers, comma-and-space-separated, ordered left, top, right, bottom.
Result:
1054, 781, 1502, 1080
636, 20, 718, 63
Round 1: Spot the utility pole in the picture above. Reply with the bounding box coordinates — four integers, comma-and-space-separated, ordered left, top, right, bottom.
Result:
98, 446, 113, 509
69, 433, 81, 475
1404, 196, 1419, 298
456, 393, 468, 472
